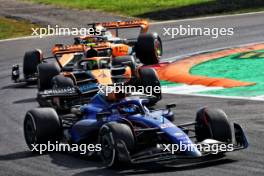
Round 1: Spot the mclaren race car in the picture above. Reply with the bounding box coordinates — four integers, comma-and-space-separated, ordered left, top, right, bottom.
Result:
12, 20, 162, 106
24, 93, 248, 168
36, 60, 161, 110
11, 20, 162, 83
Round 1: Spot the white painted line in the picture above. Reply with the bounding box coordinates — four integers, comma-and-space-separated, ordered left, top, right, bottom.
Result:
0, 35, 54, 43
161, 81, 264, 101
164, 92, 264, 102
150, 11, 264, 25
0, 31, 93, 43
0, 35, 38, 42
160, 41, 264, 101
0, 11, 263, 43
162, 85, 222, 94
162, 41, 264, 62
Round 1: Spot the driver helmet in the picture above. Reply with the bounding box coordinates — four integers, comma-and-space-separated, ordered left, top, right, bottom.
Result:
119, 104, 140, 115
96, 25, 107, 36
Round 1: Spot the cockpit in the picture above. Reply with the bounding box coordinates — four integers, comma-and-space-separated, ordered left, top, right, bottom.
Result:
79, 58, 110, 70
118, 103, 142, 115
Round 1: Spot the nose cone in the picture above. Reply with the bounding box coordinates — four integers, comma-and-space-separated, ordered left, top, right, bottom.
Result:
184, 145, 202, 157
160, 125, 202, 157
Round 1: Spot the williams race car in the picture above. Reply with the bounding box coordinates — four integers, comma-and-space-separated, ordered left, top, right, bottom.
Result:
24, 93, 248, 167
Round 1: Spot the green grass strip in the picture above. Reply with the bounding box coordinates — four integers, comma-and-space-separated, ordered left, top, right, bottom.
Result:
191, 50, 264, 97
25, 0, 212, 16
0, 17, 38, 40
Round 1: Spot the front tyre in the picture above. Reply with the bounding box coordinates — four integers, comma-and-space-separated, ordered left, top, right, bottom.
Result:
137, 67, 162, 105
24, 108, 62, 151
195, 107, 232, 143
98, 122, 134, 168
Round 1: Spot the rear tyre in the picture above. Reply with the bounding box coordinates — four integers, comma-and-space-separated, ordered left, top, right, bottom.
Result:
38, 62, 61, 91
135, 33, 162, 65
23, 49, 42, 78
98, 122, 134, 168
195, 107, 232, 143
112, 56, 136, 76
24, 108, 62, 151
52, 75, 74, 88
137, 67, 161, 105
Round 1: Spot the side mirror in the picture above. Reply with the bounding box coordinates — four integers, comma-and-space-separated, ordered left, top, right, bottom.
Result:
166, 104, 176, 109
96, 111, 111, 121
164, 104, 176, 122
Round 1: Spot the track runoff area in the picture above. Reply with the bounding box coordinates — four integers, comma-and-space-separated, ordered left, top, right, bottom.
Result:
153, 43, 264, 100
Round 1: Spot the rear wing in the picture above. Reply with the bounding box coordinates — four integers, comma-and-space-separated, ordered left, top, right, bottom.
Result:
38, 83, 99, 99
51, 44, 85, 55
51, 20, 149, 55
51, 42, 113, 55
95, 20, 149, 34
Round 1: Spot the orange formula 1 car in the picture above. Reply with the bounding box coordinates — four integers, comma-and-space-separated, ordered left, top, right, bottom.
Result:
11, 20, 162, 108
11, 20, 162, 83
54, 19, 162, 65
36, 54, 161, 110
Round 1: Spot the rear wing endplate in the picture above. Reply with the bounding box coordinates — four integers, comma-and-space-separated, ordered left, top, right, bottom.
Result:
95, 20, 149, 33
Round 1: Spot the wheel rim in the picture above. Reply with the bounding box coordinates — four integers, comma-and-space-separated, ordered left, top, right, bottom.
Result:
154, 39, 162, 57
24, 115, 37, 147
99, 129, 116, 167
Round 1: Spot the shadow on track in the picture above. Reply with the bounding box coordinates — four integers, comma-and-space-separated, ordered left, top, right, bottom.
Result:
49, 152, 103, 169
0, 151, 37, 161
0, 150, 237, 175
0, 150, 101, 169
72, 155, 237, 176
1, 82, 37, 89
137, 0, 264, 20
13, 98, 36, 104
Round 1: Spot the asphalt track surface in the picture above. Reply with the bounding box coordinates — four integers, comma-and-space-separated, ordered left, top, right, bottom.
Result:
1, 12, 264, 176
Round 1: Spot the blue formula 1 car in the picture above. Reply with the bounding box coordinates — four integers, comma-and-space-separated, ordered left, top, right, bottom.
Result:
23, 93, 248, 167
